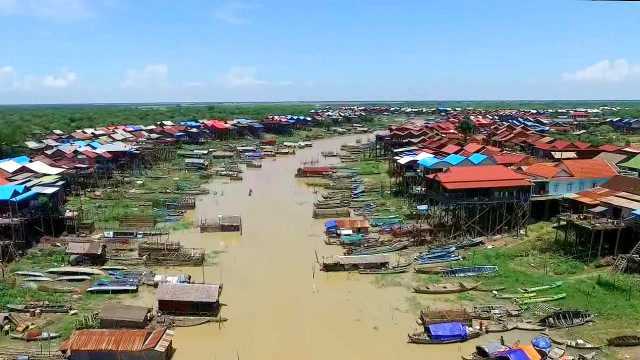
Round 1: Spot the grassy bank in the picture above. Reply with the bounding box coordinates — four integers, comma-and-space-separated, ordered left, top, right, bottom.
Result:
407, 222, 640, 344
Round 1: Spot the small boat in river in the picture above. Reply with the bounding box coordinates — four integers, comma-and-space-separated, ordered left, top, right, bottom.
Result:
539, 310, 593, 328
358, 263, 411, 274
408, 322, 481, 344
418, 309, 473, 326
413, 282, 479, 294
608, 335, 640, 347
349, 241, 410, 256
442, 266, 497, 277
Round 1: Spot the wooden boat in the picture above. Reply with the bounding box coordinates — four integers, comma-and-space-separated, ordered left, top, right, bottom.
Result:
86, 285, 138, 294
55, 275, 91, 282
349, 241, 410, 256
6, 302, 71, 313
442, 266, 497, 277
475, 285, 506, 292
484, 322, 516, 333
418, 309, 473, 326
608, 335, 640, 347
413, 282, 479, 294
45, 267, 105, 276
36, 284, 76, 293
408, 326, 482, 344
519, 281, 563, 293
471, 305, 522, 319
358, 264, 411, 274
494, 292, 537, 299
320, 254, 392, 272
22, 277, 54, 282
414, 265, 446, 274
10, 331, 60, 341
416, 255, 461, 265
156, 315, 228, 327
100, 266, 128, 271
539, 310, 594, 328
13, 271, 46, 277
548, 334, 602, 349
515, 322, 546, 331
516, 293, 566, 304
454, 237, 484, 249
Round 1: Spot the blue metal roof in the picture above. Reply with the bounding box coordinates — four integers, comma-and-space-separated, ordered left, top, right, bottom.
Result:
442, 154, 467, 166
0, 184, 26, 201
10, 190, 38, 203
0, 155, 31, 165
418, 157, 442, 169
468, 153, 489, 165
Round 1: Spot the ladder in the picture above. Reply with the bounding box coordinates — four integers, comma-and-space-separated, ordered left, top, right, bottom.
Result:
612, 239, 640, 273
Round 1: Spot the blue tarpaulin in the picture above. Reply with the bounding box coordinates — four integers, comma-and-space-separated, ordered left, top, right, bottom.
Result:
324, 220, 337, 230
426, 322, 467, 342
0, 185, 26, 201
531, 336, 552, 352
493, 349, 531, 360
10, 190, 38, 203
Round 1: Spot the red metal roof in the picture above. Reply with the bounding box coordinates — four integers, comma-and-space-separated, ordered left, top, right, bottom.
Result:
561, 159, 618, 179
599, 144, 621, 152
463, 143, 483, 154
522, 163, 564, 179
492, 153, 529, 166
59, 328, 167, 352
440, 144, 461, 154
442, 179, 532, 190
433, 165, 531, 190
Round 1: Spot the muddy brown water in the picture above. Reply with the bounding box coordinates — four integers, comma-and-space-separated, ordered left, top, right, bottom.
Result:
127, 135, 527, 359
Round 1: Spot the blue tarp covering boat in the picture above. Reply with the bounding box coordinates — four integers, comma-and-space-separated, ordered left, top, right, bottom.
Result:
426, 322, 468, 342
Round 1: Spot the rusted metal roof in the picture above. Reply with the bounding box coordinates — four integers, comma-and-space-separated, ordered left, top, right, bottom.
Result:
59, 328, 168, 352
157, 283, 221, 303
334, 218, 370, 229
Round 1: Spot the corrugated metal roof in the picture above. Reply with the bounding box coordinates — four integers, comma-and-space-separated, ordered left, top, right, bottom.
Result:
157, 283, 221, 303
59, 328, 168, 352
561, 159, 618, 179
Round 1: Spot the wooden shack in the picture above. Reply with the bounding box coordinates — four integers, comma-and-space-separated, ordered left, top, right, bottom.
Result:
66, 241, 106, 266
59, 327, 174, 360
99, 303, 151, 329
157, 283, 222, 316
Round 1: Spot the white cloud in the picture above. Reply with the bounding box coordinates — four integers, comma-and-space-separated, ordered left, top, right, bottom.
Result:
121, 64, 168, 88
213, 2, 257, 25
0, 0, 92, 21
562, 59, 640, 82
222, 66, 266, 87
221, 66, 293, 88
42, 70, 77, 88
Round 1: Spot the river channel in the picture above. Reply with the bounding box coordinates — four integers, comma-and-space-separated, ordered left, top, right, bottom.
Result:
128, 134, 499, 359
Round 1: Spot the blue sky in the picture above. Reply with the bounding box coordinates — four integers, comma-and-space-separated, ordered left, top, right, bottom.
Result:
0, 0, 639, 104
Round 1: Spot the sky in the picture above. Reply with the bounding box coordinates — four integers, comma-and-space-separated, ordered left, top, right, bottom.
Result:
0, 0, 639, 104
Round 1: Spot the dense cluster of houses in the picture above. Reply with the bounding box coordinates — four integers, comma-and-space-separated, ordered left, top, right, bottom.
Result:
378, 111, 640, 258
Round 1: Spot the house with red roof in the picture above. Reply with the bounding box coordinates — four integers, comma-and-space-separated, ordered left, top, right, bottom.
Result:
520, 159, 618, 197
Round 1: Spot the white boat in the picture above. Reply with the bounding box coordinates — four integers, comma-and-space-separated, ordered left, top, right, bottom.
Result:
14, 271, 46, 277
45, 267, 105, 276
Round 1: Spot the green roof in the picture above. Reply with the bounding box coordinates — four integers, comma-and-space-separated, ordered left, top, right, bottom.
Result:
619, 154, 640, 170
